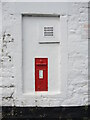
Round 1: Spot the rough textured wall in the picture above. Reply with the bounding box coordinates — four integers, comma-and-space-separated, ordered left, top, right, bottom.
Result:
1, 2, 15, 106
62, 3, 88, 106
0, 2, 88, 106
0, 1, 2, 107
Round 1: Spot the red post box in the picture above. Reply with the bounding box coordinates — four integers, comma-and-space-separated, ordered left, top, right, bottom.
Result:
35, 58, 48, 91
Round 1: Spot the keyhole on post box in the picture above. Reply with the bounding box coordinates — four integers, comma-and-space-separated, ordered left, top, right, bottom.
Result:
39, 70, 43, 79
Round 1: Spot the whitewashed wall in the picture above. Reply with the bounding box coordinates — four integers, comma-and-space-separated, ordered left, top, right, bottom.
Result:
0, 1, 2, 107
0, 2, 88, 106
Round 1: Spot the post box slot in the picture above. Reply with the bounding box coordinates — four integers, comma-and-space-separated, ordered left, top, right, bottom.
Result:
36, 63, 47, 66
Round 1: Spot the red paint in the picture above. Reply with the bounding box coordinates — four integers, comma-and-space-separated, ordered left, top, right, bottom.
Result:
35, 58, 48, 91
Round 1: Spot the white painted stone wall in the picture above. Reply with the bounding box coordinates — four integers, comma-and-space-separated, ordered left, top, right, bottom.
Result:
0, 2, 88, 106
0, 1, 2, 107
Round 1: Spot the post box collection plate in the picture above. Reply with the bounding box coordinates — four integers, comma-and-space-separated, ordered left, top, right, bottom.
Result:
35, 58, 48, 91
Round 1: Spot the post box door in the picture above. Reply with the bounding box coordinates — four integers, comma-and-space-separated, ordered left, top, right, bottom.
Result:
35, 58, 48, 91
